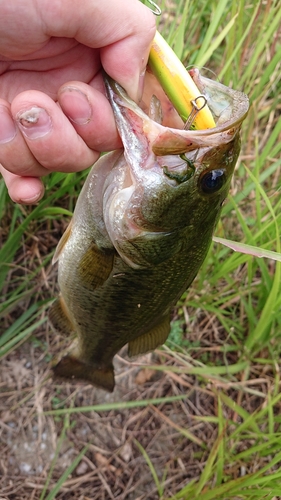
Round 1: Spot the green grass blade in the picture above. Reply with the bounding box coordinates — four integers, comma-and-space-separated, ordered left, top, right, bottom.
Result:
44, 394, 188, 416
135, 439, 164, 497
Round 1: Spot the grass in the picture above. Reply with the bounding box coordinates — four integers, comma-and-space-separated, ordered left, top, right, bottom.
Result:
1, 0, 281, 498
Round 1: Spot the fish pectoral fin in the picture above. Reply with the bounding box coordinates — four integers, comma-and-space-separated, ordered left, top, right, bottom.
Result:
49, 296, 75, 336
78, 243, 114, 288
53, 355, 115, 392
52, 219, 73, 264
128, 314, 171, 357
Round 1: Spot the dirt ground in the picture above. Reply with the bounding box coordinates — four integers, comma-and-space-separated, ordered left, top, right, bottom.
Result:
1, 306, 272, 500
0, 341, 208, 499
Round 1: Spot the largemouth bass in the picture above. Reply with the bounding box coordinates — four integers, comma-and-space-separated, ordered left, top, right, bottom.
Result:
49, 70, 249, 391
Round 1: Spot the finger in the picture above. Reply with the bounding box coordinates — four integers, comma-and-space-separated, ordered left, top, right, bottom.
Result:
58, 77, 122, 152
10, 90, 100, 173
43, 0, 156, 100
0, 165, 44, 204
0, 100, 48, 177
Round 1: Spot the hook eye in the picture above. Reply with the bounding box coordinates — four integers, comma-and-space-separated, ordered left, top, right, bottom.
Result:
184, 95, 208, 130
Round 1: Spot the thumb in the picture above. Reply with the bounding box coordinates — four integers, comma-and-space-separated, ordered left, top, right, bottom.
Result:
44, 0, 156, 100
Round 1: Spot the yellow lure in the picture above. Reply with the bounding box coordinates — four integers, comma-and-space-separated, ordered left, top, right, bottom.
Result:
149, 31, 216, 129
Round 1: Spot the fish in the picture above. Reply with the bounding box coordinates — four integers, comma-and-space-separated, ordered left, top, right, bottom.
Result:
49, 70, 249, 392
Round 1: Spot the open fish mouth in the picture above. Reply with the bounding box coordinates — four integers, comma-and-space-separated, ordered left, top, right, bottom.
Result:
104, 68, 249, 159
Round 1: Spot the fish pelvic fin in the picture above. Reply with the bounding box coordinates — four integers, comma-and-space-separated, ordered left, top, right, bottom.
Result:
128, 314, 171, 357
53, 355, 115, 392
49, 296, 75, 336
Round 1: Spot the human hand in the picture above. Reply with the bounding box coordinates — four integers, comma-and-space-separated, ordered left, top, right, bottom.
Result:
0, 0, 155, 203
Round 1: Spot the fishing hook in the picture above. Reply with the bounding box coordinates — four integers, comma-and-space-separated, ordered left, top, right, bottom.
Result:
145, 0, 161, 16
184, 95, 208, 130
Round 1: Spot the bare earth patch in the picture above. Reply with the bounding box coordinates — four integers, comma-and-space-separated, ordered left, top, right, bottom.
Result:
1, 310, 279, 499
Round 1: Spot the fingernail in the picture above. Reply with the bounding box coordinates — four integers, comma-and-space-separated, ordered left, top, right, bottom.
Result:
59, 86, 92, 125
126, 69, 146, 103
0, 105, 17, 144
17, 107, 52, 139
20, 191, 44, 204
15, 178, 45, 204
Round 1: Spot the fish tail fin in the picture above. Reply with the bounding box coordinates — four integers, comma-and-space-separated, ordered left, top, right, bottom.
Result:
53, 356, 115, 392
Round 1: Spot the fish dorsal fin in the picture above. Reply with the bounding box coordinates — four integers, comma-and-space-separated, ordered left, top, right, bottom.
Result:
52, 219, 73, 264
128, 314, 171, 357
53, 355, 115, 392
78, 243, 115, 289
49, 295, 75, 336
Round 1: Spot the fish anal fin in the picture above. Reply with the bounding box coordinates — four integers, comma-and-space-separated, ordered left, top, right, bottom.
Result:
53, 355, 115, 392
78, 243, 114, 288
52, 219, 73, 264
128, 314, 171, 357
49, 296, 74, 336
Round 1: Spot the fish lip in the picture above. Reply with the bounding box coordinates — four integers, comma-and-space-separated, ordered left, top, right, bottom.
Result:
188, 69, 249, 132
104, 71, 249, 157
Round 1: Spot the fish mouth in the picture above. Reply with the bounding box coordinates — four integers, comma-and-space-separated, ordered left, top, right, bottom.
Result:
104, 69, 249, 158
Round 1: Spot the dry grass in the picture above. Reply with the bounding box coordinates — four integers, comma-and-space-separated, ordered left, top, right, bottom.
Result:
2, 335, 279, 500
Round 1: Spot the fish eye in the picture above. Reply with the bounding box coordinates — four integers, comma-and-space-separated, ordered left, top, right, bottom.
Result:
200, 169, 226, 194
